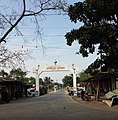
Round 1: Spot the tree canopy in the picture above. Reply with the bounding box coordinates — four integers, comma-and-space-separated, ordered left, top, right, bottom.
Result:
79, 71, 91, 81
65, 0, 118, 72
62, 75, 73, 87
62, 74, 80, 87
0, 46, 27, 69
0, 69, 8, 77
9, 68, 27, 81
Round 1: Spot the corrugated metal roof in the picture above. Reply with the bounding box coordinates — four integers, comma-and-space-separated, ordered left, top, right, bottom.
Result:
0, 77, 21, 83
83, 72, 118, 82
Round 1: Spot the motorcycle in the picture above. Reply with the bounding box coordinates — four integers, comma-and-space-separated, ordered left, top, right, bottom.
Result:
83, 91, 91, 101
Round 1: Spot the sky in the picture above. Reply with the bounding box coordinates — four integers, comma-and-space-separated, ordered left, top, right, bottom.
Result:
1, 0, 98, 83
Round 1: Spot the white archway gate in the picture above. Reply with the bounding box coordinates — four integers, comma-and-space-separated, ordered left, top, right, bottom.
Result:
35, 62, 77, 96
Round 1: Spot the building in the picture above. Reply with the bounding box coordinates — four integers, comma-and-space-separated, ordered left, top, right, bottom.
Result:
0, 77, 28, 103
83, 73, 118, 100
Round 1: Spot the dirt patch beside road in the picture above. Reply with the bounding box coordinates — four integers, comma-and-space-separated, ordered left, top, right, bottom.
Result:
72, 96, 118, 112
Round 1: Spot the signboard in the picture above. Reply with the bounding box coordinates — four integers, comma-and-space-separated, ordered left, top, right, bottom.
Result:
46, 66, 65, 70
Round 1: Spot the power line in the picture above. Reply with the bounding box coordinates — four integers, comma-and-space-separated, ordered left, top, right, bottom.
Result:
3, 43, 77, 52
3, 34, 66, 38
4, 13, 67, 17
18, 26, 72, 29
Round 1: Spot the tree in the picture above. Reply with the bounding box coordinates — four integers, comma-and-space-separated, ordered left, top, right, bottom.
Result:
62, 74, 80, 87
24, 76, 35, 85
79, 71, 92, 81
85, 58, 101, 76
9, 68, 27, 81
0, 0, 67, 43
0, 69, 8, 77
0, 46, 28, 69
62, 75, 73, 87
28, 76, 35, 85
43, 76, 54, 89
43, 77, 53, 85
65, 0, 118, 72
0, 0, 67, 69
39, 78, 44, 85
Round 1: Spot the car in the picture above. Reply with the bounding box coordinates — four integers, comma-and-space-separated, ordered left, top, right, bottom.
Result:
27, 88, 36, 96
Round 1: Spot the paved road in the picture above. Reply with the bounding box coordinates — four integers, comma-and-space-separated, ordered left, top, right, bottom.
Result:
0, 89, 118, 120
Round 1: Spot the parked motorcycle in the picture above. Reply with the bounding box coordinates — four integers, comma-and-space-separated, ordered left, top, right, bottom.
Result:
83, 91, 91, 101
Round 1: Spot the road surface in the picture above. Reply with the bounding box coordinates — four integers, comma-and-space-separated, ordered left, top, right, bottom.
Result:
0, 89, 118, 120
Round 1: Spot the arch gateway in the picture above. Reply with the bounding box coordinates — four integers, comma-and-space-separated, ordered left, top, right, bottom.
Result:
35, 62, 77, 96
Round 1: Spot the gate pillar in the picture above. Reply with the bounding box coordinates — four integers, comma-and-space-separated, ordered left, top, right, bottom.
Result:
72, 64, 77, 96
36, 65, 40, 96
